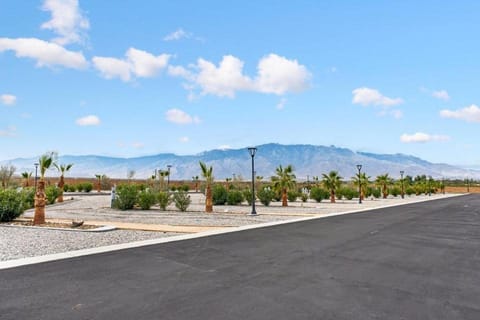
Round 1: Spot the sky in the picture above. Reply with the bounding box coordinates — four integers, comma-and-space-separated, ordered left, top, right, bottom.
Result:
1, 0, 480, 166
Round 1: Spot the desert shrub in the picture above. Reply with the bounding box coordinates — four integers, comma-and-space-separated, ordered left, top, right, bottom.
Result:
227, 190, 244, 205
310, 187, 328, 202
339, 187, 357, 200
258, 187, 275, 206
371, 188, 381, 199
405, 187, 415, 196
212, 184, 228, 205
75, 183, 84, 192
170, 185, 177, 192
287, 190, 298, 202
137, 189, 157, 210
83, 182, 93, 193
243, 189, 253, 205
45, 186, 61, 205
21, 187, 35, 210
301, 193, 308, 202
68, 185, 77, 192
173, 190, 191, 212
158, 191, 172, 210
0, 189, 25, 222
63, 184, 69, 192
390, 186, 401, 197
179, 184, 189, 192
114, 184, 138, 210
273, 190, 282, 202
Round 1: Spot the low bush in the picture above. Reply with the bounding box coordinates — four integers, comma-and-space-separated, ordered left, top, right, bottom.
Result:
45, 186, 61, 205
21, 187, 35, 210
390, 186, 401, 197
68, 185, 76, 192
137, 189, 157, 210
338, 187, 358, 200
310, 187, 328, 202
371, 188, 381, 199
0, 189, 25, 222
83, 182, 93, 193
405, 187, 415, 196
287, 190, 298, 202
114, 184, 138, 210
173, 191, 191, 212
227, 190, 244, 205
158, 191, 172, 210
63, 184, 69, 192
212, 184, 228, 205
179, 184, 189, 192
243, 189, 253, 205
258, 188, 275, 206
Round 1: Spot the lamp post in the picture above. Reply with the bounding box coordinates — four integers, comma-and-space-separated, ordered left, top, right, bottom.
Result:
167, 165, 172, 188
400, 170, 405, 199
34, 163, 39, 194
248, 147, 257, 215
356, 164, 362, 204
442, 177, 445, 195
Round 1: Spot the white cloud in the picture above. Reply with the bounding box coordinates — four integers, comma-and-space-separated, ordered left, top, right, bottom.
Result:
254, 54, 311, 94
163, 28, 190, 41
0, 37, 88, 69
352, 87, 403, 107
1, 94, 16, 106
432, 90, 450, 101
0, 125, 16, 137
76, 115, 100, 126
218, 145, 231, 150
173, 54, 310, 98
400, 132, 450, 143
132, 142, 144, 149
440, 104, 480, 123
93, 48, 171, 81
165, 108, 200, 125
276, 98, 287, 110
179, 136, 189, 143
41, 0, 89, 45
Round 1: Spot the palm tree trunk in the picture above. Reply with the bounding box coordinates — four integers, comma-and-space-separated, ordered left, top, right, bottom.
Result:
330, 191, 336, 203
383, 185, 387, 198
205, 184, 213, 213
282, 188, 288, 207
34, 180, 46, 225
57, 176, 64, 203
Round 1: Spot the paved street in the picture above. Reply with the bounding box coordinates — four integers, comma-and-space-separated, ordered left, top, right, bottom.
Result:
1, 195, 480, 319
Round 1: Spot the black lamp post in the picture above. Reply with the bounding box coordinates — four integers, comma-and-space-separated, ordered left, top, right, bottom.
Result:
167, 165, 172, 188
356, 164, 362, 204
442, 177, 445, 195
428, 177, 431, 196
34, 163, 39, 194
400, 170, 405, 199
248, 147, 257, 215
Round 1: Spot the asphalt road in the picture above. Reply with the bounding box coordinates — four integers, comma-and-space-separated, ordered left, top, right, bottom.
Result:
1, 195, 480, 320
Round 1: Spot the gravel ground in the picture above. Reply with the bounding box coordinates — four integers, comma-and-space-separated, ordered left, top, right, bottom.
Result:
0, 226, 178, 261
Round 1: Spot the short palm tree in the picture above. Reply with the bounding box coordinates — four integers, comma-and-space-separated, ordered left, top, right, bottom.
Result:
375, 174, 393, 198
271, 165, 296, 207
34, 152, 56, 225
95, 174, 102, 192
199, 161, 214, 213
21, 171, 32, 187
54, 163, 73, 202
322, 171, 343, 203
192, 176, 199, 193
352, 172, 370, 201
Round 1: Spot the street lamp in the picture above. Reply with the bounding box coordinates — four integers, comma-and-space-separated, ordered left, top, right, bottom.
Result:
34, 163, 39, 194
248, 147, 257, 215
400, 170, 405, 199
356, 164, 362, 204
167, 165, 172, 188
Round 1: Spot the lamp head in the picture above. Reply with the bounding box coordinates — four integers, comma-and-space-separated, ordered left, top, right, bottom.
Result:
248, 147, 257, 157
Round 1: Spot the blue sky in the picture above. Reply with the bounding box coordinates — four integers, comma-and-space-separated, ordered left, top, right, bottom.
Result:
1, 0, 480, 165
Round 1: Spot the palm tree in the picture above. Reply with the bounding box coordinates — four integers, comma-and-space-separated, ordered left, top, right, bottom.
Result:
271, 165, 296, 207
352, 172, 370, 201
95, 174, 102, 192
34, 152, 56, 225
199, 161, 214, 213
192, 176, 199, 193
159, 170, 169, 190
375, 174, 393, 198
322, 171, 342, 203
21, 171, 32, 187
54, 163, 73, 202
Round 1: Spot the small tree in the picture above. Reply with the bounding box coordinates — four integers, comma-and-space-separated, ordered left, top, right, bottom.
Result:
322, 171, 342, 203
54, 163, 73, 202
375, 174, 394, 198
192, 176, 200, 192
199, 161, 214, 213
34, 152, 56, 225
0, 165, 16, 189
271, 165, 296, 207
173, 190, 191, 212
21, 171, 32, 187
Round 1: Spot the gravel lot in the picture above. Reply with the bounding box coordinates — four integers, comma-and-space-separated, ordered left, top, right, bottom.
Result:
2, 192, 459, 262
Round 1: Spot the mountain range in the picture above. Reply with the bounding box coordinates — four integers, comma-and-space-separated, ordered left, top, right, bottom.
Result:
2, 143, 479, 180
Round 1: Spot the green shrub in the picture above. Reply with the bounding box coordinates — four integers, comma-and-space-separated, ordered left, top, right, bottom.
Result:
212, 184, 228, 205
83, 182, 93, 193
273, 190, 282, 202
258, 188, 275, 206
243, 189, 253, 205
63, 184, 69, 192
76, 183, 84, 192
227, 190, 244, 205
68, 185, 77, 192
45, 186, 61, 205
173, 191, 191, 212
405, 187, 414, 196
372, 188, 381, 199
338, 187, 357, 200
170, 185, 177, 192
137, 189, 157, 210
301, 193, 308, 202
287, 190, 298, 202
21, 187, 35, 210
179, 184, 189, 192
158, 191, 172, 210
114, 184, 138, 210
310, 187, 328, 202
390, 186, 401, 197
0, 189, 25, 222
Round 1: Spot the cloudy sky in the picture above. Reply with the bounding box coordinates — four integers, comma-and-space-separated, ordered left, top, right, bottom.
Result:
1, 0, 479, 165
